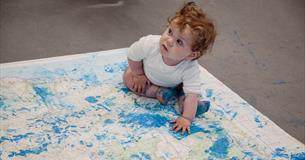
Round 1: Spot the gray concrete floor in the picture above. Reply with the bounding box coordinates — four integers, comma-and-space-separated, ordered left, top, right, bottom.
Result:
0, 0, 304, 143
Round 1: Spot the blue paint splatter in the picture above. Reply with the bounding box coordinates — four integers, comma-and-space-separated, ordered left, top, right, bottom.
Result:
206, 89, 213, 98
104, 119, 114, 125
104, 65, 114, 73
130, 152, 151, 160
33, 86, 53, 104
95, 133, 107, 141
118, 61, 128, 71
8, 143, 50, 157
120, 86, 130, 94
80, 140, 85, 145
208, 123, 224, 133
80, 73, 98, 85
254, 115, 266, 128
230, 156, 239, 160
272, 147, 289, 158
291, 152, 305, 160
85, 96, 99, 103
86, 142, 93, 147
119, 113, 169, 128
209, 136, 231, 159
52, 126, 61, 134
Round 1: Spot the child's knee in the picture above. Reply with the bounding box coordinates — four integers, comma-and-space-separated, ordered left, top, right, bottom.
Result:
123, 68, 134, 91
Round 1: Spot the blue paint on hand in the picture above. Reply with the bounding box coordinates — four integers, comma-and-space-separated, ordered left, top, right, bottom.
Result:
169, 123, 210, 140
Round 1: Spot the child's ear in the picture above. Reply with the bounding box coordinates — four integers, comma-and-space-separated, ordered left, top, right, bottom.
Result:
187, 51, 199, 60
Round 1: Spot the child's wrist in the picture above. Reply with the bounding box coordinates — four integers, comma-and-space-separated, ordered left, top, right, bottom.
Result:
181, 115, 193, 122
131, 71, 144, 76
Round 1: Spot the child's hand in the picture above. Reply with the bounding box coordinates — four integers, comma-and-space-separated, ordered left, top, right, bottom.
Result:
132, 74, 150, 93
170, 116, 191, 135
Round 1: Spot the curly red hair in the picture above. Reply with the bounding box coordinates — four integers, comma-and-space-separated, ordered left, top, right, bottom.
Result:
168, 2, 217, 59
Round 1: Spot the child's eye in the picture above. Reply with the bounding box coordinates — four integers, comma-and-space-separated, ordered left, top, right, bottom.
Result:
177, 39, 183, 46
168, 28, 172, 35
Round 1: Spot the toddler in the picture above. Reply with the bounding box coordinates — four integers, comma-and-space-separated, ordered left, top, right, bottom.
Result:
123, 2, 217, 134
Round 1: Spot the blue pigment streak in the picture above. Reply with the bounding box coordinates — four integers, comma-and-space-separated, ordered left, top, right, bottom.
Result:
33, 86, 53, 104
206, 89, 213, 98
85, 96, 99, 103
291, 152, 305, 160
242, 151, 254, 159
209, 136, 231, 159
70, 110, 86, 118
208, 123, 224, 133
0, 133, 34, 143
119, 113, 169, 128
8, 143, 50, 157
272, 147, 289, 158
130, 152, 151, 160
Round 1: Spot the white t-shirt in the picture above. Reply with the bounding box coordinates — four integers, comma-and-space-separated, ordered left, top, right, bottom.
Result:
128, 35, 202, 95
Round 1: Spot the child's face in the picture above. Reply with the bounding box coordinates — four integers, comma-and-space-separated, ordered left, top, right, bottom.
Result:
159, 21, 197, 65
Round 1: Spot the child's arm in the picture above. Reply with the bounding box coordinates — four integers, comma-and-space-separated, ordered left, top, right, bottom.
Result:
128, 58, 150, 93
171, 93, 199, 134
128, 58, 144, 75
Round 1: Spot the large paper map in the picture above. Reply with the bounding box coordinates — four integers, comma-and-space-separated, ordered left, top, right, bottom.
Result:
0, 49, 304, 159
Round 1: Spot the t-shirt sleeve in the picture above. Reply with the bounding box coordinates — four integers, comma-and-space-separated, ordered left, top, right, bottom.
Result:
128, 35, 153, 62
182, 62, 202, 95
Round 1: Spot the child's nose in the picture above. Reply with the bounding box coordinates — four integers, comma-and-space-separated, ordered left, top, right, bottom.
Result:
166, 38, 174, 47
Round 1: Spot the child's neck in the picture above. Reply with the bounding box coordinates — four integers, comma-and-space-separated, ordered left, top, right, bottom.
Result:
161, 56, 183, 66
